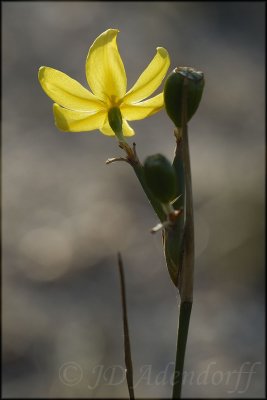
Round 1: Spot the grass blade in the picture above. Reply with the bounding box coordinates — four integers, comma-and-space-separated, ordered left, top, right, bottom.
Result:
117, 252, 135, 399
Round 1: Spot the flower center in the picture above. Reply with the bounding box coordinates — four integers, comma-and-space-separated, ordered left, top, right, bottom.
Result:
108, 95, 123, 108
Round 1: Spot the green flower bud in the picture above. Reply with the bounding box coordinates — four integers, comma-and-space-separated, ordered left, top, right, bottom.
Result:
108, 107, 123, 140
144, 154, 177, 204
164, 67, 204, 128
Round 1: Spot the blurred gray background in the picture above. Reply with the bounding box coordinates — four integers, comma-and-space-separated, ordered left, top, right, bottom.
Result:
2, 2, 265, 398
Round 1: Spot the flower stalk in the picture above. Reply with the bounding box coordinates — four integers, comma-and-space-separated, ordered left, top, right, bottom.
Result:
172, 301, 192, 398
171, 123, 194, 399
163, 66, 204, 398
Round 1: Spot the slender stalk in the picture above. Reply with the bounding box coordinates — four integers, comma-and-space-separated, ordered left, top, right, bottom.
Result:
172, 128, 194, 396
179, 124, 194, 302
172, 301, 192, 398
117, 252, 135, 399
172, 78, 194, 398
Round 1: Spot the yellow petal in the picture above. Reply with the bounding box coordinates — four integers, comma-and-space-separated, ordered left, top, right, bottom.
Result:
39, 67, 104, 111
100, 116, 135, 137
122, 119, 135, 137
121, 93, 164, 121
99, 116, 116, 136
53, 104, 106, 132
123, 47, 170, 103
86, 29, 127, 103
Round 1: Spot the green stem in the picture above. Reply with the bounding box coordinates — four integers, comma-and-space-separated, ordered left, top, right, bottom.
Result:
172, 301, 192, 398
178, 124, 194, 301
172, 78, 195, 398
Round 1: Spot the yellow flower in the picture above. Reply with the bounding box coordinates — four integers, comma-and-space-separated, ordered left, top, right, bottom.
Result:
38, 29, 170, 137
